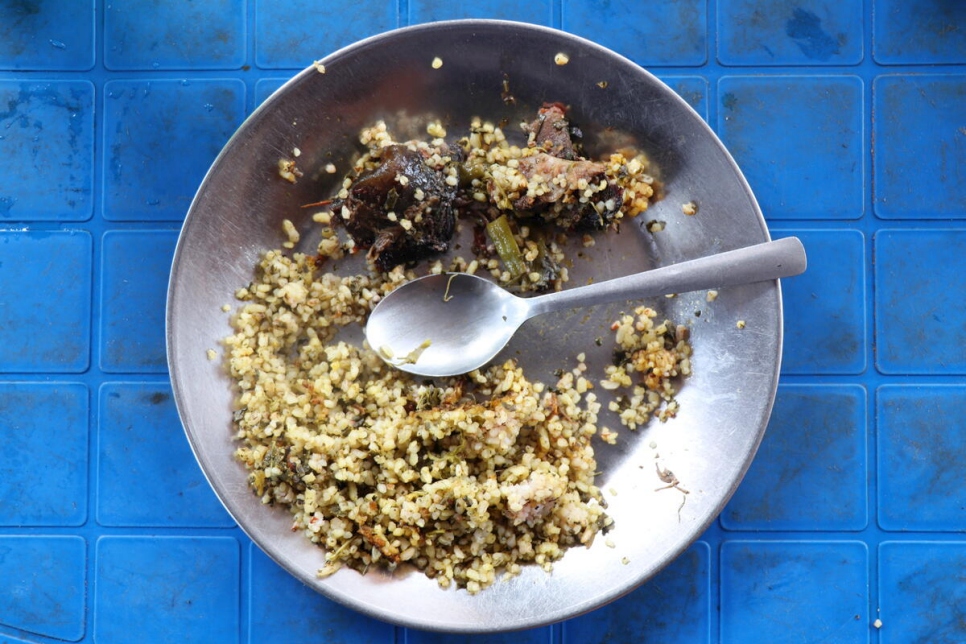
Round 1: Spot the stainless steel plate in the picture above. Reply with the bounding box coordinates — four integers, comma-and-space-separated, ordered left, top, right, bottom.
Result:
167, 20, 782, 632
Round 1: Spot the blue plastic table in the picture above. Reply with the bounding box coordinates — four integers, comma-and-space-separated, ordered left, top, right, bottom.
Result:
1, 1, 964, 642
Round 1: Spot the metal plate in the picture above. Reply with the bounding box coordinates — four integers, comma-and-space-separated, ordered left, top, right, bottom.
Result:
167, 20, 782, 632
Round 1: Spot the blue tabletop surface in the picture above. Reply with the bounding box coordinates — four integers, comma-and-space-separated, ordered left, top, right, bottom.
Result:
1, 1, 964, 642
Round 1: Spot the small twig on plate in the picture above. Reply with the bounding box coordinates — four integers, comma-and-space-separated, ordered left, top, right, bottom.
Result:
655, 463, 689, 520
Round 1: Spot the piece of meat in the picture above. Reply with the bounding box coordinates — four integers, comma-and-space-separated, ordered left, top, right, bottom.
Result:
496, 104, 626, 231
340, 145, 458, 271
525, 102, 577, 159
507, 153, 624, 231
513, 154, 606, 206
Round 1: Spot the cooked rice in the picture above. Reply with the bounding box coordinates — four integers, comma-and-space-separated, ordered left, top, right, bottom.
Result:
224, 117, 691, 593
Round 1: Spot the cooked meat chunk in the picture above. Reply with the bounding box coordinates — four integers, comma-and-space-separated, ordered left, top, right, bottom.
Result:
512, 154, 604, 207
332, 104, 647, 274
340, 145, 458, 271
474, 103, 624, 231
525, 102, 578, 160
499, 153, 623, 231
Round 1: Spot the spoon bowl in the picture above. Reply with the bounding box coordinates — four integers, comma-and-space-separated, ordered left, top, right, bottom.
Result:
366, 236, 807, 377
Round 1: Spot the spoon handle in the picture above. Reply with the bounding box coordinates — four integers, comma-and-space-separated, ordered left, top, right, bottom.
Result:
526, 236, 807, 318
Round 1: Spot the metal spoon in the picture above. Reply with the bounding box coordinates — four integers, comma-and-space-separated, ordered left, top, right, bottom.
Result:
365, 236, 807, 377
